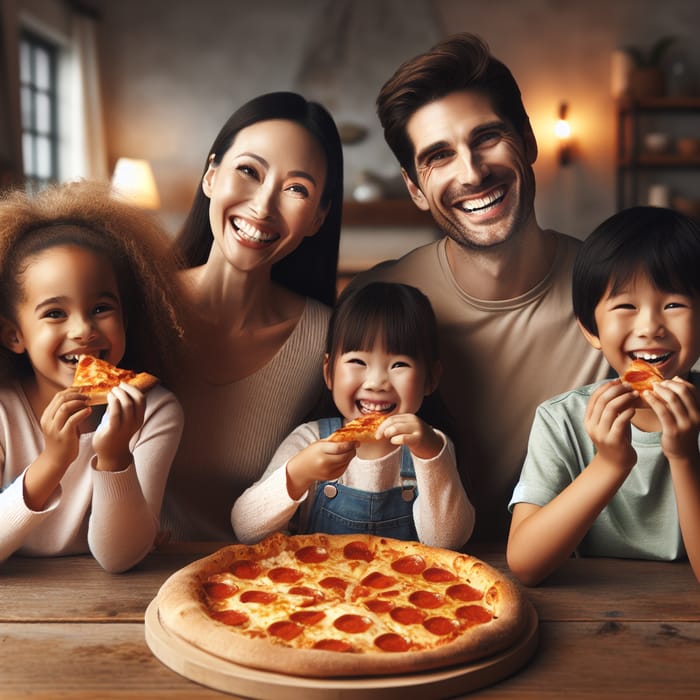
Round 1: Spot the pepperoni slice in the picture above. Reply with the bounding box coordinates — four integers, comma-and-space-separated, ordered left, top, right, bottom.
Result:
390, 606, 426, 625
422, 567, 457, 583
334, 613, 372, 634
313, 638, 354, 653
626, 370, 651, 385
210, 609, 248, 626
378, 589, 400, 598
203, 581, 238, 600
409, 590, 445, 609
391, 554, 426, 575
343, 541, 374, 562
268, 566, 303, 583
230, 559, 262, 579
365, 598, 394, 614
423, 616, 460, 636
446, 583, 482, 602
456, 605, 493, 624
295, 545, 329, 564
288, 586, 325, 607
623, 360, 663, 392
239, 590, 277, 604
289, 610, 326, 626
289, 585, 321, 597
361, 571, 397, 589
268, 620, 304, 641
374, 633, 411, 653
319, 576, 349, 591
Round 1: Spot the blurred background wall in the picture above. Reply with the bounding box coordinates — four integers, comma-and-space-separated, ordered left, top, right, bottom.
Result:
10, 0, 700, 264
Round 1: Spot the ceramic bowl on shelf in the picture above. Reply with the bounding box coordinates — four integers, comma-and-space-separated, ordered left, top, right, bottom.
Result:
676, 137, 700, 157
672, 195, 700, 219
643, 132, 671, 153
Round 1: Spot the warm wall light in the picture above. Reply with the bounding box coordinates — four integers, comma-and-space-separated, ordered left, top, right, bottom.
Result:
554, 102, 573, 166
111, 158, 161, 209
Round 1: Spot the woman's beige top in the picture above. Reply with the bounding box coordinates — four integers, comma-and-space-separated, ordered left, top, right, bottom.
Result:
161, 298, 332, 541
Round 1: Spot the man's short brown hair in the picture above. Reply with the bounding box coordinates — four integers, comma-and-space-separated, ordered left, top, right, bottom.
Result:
377, 33, 530, 185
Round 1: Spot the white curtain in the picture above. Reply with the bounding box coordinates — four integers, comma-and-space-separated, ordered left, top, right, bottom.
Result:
59, 9, 108, 182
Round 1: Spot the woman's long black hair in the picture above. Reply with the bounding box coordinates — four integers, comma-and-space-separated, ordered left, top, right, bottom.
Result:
175, 92, 344, 306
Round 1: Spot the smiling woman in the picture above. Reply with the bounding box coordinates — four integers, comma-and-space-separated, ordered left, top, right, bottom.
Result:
161, 92, 345, 542
200, 118, 330, 275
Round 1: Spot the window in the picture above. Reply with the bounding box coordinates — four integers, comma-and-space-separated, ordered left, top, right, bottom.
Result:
20, 31, 59, 192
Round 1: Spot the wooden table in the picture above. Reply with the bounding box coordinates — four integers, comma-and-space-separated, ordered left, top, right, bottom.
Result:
1, 542, 698, 699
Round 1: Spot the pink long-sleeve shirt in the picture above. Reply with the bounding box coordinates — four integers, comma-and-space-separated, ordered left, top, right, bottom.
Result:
0, 383, 183, 572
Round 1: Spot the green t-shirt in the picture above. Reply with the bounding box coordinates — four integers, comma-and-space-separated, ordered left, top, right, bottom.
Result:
509, 376, 698, 560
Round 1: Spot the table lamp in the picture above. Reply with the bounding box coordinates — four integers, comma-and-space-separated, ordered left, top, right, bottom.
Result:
111, 157, 161, 209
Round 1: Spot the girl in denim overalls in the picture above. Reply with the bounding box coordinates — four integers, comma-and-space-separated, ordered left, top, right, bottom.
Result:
232, 283, 475, 550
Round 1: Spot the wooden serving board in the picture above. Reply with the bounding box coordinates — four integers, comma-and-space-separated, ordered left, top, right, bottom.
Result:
145, 599, 538, 699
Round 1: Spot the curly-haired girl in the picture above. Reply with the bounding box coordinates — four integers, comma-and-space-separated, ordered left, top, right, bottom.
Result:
0, 180, 184, 572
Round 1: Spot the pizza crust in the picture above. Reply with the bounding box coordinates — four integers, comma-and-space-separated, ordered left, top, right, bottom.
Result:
155, 533, 530, 678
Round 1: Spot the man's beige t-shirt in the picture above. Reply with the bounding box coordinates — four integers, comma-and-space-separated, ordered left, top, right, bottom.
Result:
350, 235, 610, 541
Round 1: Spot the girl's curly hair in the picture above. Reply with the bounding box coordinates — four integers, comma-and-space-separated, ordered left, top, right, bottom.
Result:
0, 180, 184, 386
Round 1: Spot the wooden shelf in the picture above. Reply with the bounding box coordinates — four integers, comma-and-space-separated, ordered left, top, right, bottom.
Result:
615, 97, 700, 209
617, 96, 700, 111
619, 154, 700, 167
342, 199, 435, 227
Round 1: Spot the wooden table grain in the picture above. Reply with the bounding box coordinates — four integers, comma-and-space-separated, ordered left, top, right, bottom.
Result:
1, 543, 698, 699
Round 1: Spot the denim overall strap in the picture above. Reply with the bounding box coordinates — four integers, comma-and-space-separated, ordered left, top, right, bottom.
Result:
399, 443, 416, 487
317, 417, 343, 439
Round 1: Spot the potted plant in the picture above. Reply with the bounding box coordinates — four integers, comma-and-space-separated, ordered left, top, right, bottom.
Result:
623, 36, 676, 98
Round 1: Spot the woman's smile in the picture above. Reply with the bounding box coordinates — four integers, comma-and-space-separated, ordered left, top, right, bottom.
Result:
231, 217, 280, 248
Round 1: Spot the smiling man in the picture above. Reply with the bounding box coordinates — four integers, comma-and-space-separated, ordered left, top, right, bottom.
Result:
349, 33, 610, 541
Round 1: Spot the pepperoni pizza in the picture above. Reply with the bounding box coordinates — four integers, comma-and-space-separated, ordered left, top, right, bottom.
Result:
327, 413, 386, 442
622, 358, 663, 394
154, 532, 529, 678
71, 354, 159, 405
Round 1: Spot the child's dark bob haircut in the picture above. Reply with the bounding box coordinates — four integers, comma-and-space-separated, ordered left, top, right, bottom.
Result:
326, 282, 439, 385
574, 206, 700, 336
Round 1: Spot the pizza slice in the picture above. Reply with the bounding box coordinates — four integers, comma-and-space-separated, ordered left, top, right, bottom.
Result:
71, 354, 159, 405
622, 358, 663, 393
327, 413, 387, 442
